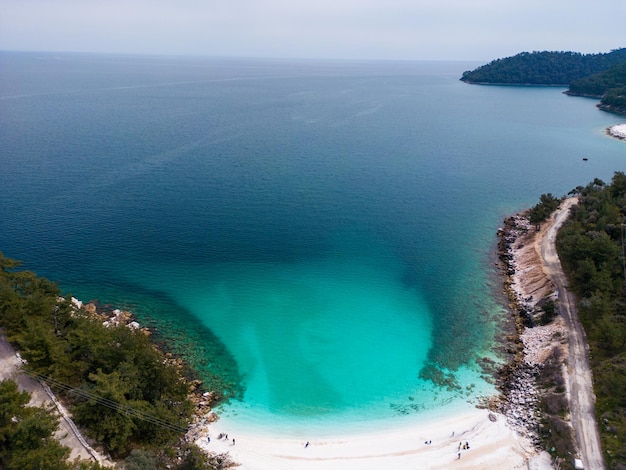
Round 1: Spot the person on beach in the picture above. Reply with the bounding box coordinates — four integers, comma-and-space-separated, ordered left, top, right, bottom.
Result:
207, 437, 210, 444
305, 441, 309, 448
232, 438, 236, 445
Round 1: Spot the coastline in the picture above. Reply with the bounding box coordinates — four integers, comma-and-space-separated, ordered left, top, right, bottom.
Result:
191, 408, 544, 470
494, 198, 585, 466
495, 202, 570, 437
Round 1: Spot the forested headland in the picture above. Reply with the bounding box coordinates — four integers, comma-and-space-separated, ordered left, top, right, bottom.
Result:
460, 48, 626, 115
556, 172, 626, 468
0, 254, 234, 470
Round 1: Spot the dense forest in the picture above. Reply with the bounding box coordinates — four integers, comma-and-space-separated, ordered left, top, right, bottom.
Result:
567, 61, 626, 97
461, 49, 626, 85
0, 254, 234, 469
556, 172, 626, 468
567, 61, 626, 114
0, 379, 101, 469
600, 86, 626, 115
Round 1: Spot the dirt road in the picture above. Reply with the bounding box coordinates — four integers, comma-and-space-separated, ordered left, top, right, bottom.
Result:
540, 198, 605, 470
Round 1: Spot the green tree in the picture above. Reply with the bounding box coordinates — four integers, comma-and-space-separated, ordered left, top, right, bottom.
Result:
556, 172, 626, 467
0, 379, 70, 470
73, 369, 138, 456
529, 193, 561, 225
121, 449, 159, 470
176, 444, 235, 470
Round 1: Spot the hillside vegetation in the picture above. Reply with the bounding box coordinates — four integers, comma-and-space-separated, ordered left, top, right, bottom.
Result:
567, 61, 626, 114
461, 49, 626, 85
567, 61, 626, 97
600, 86, 626, 115
556, 172, 626, 468
0, 379, 102, 469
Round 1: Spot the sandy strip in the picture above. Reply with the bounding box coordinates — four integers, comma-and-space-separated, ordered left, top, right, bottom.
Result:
193, 408, 549, 469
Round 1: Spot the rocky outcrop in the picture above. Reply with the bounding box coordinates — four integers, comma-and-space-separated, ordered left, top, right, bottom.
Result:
494, 362, 542, 445
498, 215, 557, 326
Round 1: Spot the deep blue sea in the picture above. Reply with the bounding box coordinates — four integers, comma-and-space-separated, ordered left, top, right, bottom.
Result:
1, 52, 624, 435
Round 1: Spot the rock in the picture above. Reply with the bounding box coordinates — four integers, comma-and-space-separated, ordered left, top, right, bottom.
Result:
84, 303, 97, 314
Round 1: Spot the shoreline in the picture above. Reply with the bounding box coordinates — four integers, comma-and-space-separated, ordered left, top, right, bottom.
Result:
191, 408, 545, 469
493, 198, 582, 464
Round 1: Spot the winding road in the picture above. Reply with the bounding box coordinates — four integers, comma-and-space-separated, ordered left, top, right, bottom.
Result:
540, 198, 605, 470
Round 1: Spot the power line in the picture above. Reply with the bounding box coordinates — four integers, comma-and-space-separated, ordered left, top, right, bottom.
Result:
20, 369, 189, 434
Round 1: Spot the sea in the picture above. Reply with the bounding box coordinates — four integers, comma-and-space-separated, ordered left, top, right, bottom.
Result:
1, 51, 624, 436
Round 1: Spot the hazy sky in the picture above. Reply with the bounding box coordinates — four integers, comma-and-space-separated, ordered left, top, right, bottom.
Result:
1, 0, 625, 61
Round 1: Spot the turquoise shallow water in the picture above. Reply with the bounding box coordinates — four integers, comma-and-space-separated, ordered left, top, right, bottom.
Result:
129, 234, 435, 421
1, 52, 624, 435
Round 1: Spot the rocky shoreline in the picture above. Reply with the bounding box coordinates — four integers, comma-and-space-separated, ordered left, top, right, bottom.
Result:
66, 299, 227, 465
494, 209, 569, 450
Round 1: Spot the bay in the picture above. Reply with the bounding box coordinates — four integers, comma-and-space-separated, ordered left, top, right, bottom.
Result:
0, 51, 624, 434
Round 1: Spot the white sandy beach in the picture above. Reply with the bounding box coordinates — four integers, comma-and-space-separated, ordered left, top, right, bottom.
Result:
607, 123, 626, 140
193, 408, 550, 469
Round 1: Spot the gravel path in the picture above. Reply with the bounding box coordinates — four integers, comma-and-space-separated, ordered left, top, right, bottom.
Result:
540, 198, 605, 470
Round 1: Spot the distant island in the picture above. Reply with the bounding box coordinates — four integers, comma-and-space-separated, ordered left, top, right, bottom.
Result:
461, 49, 626, 115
